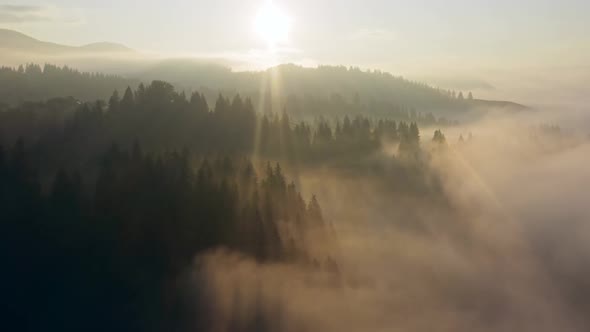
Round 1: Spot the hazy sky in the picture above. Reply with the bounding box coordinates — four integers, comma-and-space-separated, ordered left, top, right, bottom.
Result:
1, 0, 588, 105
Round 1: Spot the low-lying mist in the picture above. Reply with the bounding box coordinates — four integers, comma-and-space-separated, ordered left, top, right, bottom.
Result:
185, 108, 590, 332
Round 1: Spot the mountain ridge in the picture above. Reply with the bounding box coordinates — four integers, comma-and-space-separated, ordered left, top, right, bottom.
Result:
0, 28, 134, 54
0, 29, 528, 114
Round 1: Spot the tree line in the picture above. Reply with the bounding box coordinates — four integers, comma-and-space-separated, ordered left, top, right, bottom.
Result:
0, 64, 137, 107
0, 80, 437, 179
0, 63, 474, 122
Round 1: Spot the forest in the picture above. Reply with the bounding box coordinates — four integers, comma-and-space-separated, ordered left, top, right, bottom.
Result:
1, 59, 589, 332
0, 77, 445, 176
1, 1, 588, 330
0, 72, 452, 331
2, 140, 332, 330
0, 63, 479, 123
3, 60, 588, 332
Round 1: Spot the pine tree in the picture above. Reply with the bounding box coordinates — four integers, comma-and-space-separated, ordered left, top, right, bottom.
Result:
307, 195, 324, 225
432, 129, 447, 145
108, 90, 121, 112
409, 122, 420, 145
118, 86, 132, 111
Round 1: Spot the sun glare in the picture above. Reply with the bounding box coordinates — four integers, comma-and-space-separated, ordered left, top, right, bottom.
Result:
254, 2, 291, 47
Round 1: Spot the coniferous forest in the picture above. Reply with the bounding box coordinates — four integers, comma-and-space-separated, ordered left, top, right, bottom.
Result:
1, 73, 446, 331
0, 58, 587, 332
1, 3, 588, 330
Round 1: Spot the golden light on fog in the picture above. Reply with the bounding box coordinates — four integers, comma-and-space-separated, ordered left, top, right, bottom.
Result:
254, 2, 291, 47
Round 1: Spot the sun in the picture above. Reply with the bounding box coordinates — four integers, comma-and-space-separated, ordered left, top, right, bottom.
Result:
254, 2, 291, 47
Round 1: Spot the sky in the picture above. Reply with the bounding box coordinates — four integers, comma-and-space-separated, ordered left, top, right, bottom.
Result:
1, 0, 589, 105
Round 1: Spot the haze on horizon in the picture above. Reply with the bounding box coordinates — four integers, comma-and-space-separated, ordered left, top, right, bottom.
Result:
3, 2, 590, 332
1, 0, 589, 107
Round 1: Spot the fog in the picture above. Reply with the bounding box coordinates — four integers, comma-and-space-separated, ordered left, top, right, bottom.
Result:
1, 49, 587, 330
4, 40, 588, 111
2, 5, 588, 331
185, 108, 590, 332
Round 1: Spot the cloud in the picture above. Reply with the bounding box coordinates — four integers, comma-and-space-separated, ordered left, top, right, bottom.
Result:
425, 77, 496, 91
213, 47, 309, 70
0, 4, 80, 24
349, 28, 397, 42
0, 5, 43, 13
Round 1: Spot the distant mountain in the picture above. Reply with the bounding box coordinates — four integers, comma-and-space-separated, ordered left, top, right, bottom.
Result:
0, 30, 527, 117
0, 29, 134, 54
137, 61, 525, 117
79, 42, 135, 53
470, 99, 528, 111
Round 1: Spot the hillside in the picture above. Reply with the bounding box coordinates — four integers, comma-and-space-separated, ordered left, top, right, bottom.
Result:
0, 30, 528, 118
135, 62, 529, 118
0, 64, 138, 106
470, 99, 529, 111
0, 29, 134, 54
